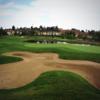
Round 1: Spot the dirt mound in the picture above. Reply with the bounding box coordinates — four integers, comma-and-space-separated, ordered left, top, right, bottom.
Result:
0, 51, 100, 89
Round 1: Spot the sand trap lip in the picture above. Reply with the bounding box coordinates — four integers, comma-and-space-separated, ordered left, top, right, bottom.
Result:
0, 51, 100, 89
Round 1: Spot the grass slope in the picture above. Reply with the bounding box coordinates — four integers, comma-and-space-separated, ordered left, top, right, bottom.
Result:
0, 71, 100, 100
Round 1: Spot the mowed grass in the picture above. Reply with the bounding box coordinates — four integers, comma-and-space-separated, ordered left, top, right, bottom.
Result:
0, 71, 100, 100
0, 36, 100, 63
0, 36, 100, 100
0, 56, 23, 64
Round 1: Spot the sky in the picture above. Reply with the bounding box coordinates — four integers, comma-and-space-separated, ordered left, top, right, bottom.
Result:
0, 0, 100, 30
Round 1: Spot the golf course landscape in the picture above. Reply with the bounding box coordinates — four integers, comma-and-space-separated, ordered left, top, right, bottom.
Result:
0, 36, 100, 100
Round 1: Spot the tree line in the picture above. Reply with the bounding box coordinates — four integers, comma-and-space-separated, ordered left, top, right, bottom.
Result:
0, 25, 100, 41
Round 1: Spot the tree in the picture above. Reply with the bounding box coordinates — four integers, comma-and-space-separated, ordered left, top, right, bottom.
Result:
39, 25, 43, 36
30, 26, 35, 36
92, 31, 100, 41
12, 25, 15, 30
0, 27, 7, 36
63, 31, 76, 39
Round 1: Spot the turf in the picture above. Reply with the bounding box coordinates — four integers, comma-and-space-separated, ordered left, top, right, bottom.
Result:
0, 36, 100, 99
0, 71, 100, 100
0, 36, 100, 63
0, 56, 23, 64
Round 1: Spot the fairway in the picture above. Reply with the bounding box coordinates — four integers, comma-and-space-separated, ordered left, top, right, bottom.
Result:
0, 36, 100, 100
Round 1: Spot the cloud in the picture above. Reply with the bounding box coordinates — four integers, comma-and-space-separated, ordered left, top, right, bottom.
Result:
0, 0, 100, 30
0, 2, 14, 8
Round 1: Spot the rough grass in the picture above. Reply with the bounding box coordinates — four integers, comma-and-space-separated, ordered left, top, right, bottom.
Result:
0, 71, 100, 100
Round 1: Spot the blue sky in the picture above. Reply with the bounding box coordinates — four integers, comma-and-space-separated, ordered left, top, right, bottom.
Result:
0, 0, 33, 5
0, 0, 100, 30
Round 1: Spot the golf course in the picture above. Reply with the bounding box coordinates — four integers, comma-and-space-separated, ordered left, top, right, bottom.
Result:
0, 36, 100, 100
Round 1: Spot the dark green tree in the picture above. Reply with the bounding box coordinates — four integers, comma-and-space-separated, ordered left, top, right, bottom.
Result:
0, 27, 7, 36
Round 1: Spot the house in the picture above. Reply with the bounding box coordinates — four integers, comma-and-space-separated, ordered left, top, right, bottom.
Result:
6, 29, 15, 35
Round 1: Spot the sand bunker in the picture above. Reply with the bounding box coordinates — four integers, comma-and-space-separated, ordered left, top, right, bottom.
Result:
0, 51, 100, 89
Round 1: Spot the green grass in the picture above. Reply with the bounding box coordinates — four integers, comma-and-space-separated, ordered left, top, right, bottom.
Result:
0, 36, 100, 99
0, 56, 23, 64
0, 71, 100, 100
0, 36, 100, 63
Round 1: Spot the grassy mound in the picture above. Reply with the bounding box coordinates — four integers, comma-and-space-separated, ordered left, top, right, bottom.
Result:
0, 71, 100, 100
0, 56, 23, 64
